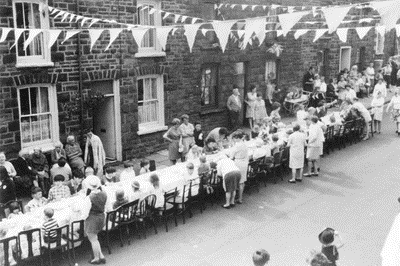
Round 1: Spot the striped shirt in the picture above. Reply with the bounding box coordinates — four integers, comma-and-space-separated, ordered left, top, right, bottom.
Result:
42, 218, 58, 243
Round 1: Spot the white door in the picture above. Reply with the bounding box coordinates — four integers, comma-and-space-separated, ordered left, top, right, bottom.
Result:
93, 96, 116, 160
340, 47, 351, 71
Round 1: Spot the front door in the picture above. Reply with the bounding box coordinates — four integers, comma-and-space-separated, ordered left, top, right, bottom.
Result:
93, 96, 116, 160
233, 62, 248, 126
340, 47, 351, 71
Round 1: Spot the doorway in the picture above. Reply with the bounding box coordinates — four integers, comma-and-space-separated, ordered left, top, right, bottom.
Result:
233, 62, 248, 126
339, 46, 351, 71
86, 80, 122, 161
358, 46, 366, 70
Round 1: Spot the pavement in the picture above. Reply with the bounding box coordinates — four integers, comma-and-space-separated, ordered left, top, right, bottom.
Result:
60, 92, 400, 266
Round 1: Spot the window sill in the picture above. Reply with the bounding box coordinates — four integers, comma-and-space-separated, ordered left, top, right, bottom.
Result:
137, 125, 168, 135
200, 107, 226, 116
16, 61, 54, 68
22, 142, 55, 154
135, 51, 166, 58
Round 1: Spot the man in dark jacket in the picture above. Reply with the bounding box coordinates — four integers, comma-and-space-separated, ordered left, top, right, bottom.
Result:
303, 66, 315, 92
30, 147, 50, 195
12, 150, 36, 196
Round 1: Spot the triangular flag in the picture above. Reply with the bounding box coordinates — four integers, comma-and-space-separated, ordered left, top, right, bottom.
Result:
88, 19, 100, 28
231, 4, 236, 9
276, 30, 283, 37
262, 6, 267, 10
336, 28, 348, 43
214, 4, 217, 10
271, 4, 279, 10
287, 6, 295, 13
201, 28, 208, 36
183, 23, 202, 52
212, 20, 236, 52
47, 29, 62, 48
61, 30, 80, 44
0, 28, 12, 43
242, 18, 265, 48
370, 0, 400, 31
241, 5, 248, 11
237, 30, 245, 39
313, 29, 327, 42
312, 6, 318, 17
105, 28, 123, 51
396, 25, 400, 37
156, 27, 173, 51
53, 10, 65, 20
75, 15, 83, 23
251, 5, 257, 11
171, 28, 178, 35
248, 38, 253, 46
149, 8, 156, 15
69, 14, 75, 23
163, 12, 171, 20
10, 29, 25, 49
48, 6, 53, 12
376, 25, 386, 38
301, 6, 306, 11
81, 17, 90, 27
192, 18, 199, 24
278, 11, 308, 36
88, 29, 104, 51
322, 6, 351, 33
61, 12, 70, 22
218, 4, 223, 9
23, 29, 43, 50
181, 16, 188, 23
174, 15, 181, 23
131, 28, 148, 47
50, 8, 59, 15
355, 27, 371, 40
294, 29, 308, 39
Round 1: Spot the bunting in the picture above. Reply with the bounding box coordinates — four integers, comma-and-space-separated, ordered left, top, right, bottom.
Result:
242, 18, 265, 47
88, 29, 104, 51
10, 29, 25, 49
48, 29, 62, 48
61, 30, 81, 44
0, 28, 12, 43
370, 0, 400, 31
88, 19, 100, 28
313, 29, 327, 42
156, 27, 173, 51
355, 27, 371, 40
322, 6, 352, 33
183, 24, 202, 52
105, 29, 123, 51
23, 29, 43, 50
130, 28, 148, 47
212, 21, 236, 52
278, 11, 308, 36
294, 29, 308, 40
336, 28, 348, 43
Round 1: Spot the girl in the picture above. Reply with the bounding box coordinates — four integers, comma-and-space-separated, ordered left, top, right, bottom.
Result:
149, 174, 165, 209
386, 88, 400, 135
371, 91, 384, 134
270, 102, 282, 124
253, 93, 267, 125
245, 85, 257, 129
139, 159, 150, 175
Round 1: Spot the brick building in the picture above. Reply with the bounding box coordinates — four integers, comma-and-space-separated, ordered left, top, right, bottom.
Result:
0, 0, 397, 160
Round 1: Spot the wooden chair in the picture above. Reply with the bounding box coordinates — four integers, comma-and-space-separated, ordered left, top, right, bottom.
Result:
333, 124, 344, 150
116, 199, 140, 245
67, 219, 85, 263
280, 146, 290, 172
157, 188, 178, 232
175, 183, 191, 225
245, 159, 261, 194
208, 169, 223, 203
102, 208, 121, 254
0, 236, 17, 266
16, 228, 43, 266
271, 150, 284, 183
135, 194, 158, 239
324, 125, 335, 155
42, 224, 72, 266
259, 156, 274, 186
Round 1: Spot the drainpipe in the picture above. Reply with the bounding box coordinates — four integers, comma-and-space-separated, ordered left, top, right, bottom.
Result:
76, 0, 84, 138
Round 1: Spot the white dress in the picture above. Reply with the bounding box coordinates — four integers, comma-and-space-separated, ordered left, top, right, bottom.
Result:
371, 97, 384, 121
246, 92, 257, 118
287, 131, 307, 169
230, 142, 249, 184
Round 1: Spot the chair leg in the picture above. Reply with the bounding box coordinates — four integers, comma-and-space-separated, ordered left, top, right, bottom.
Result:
49, 249, 53, 266
65, 246, 72, 266
142, 221, 147, 239
151, 217, 158, 235
106, 231, 112, 254
118, 227, 123, 247
165, 215, 169, 232
174, 213, 178, 227
71, 242, 76, 264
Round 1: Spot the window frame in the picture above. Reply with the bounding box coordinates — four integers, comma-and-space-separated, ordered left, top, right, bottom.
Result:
17, 84, 59, 151
136, 74, 167, 135
135, 0, 166, 58
12, 0, 53, 68
200, 64, 219, 108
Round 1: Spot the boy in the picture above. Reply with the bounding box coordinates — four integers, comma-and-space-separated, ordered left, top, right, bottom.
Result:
67, 170, 84, 195
101, 167, 119, 186
113, 189, 129, 210
48, 175, 71, 202
139, 160, 150, 175
193, 121, 204, 147
42, 208, 59, 243
25, 187, 47, 212
198, 156, 213, 194
252, 249, 270, 266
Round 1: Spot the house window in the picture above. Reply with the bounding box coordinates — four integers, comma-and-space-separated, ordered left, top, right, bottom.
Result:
137, 75, 166, 134
375, 29, 385, 55
13, 0, 52, 67
136, 1, 165, 57
18, 84, 59, 150
265, 60, 277, 83
200, 65, 219, 107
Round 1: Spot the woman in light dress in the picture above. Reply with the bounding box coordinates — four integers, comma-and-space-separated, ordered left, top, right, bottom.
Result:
229, 131, 249, 204
295, 104, 308, 130
163, 118, 183, 165
245, 85, 258, 129
287, 124, 307, 183
179, 114, 194, 162
386, 88, 400, 136
371, 91, 385, 134
253, 93, 268, 125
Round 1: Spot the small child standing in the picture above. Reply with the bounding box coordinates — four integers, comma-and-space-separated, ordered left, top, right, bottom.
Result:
254, 93, 268, 125
318, 228, 344, 266
42, 208, 59, 244
113, 189, 129, 210
198, 156, 213, 195
193, 122, 204, 148
139, 160, 150, 175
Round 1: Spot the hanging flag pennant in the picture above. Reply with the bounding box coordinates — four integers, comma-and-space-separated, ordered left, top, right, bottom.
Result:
10, 29, 25, 49
355, 26, 371, 40
271, 4, 280, 10
287, 6, 295, 13
163, 12, 171, 20
370, 0, 400, 31
104, 28, 123, 51
278, 11, 308, 36
336, 28, 348, 43
61, 30, 81, 44
191, 18, 199, 24
149, 8, 156, 15
251, 5, 257, 11
241, 5, 248, 11
0, 28, 12, 43
212, 20, 236, 52
75, 15, 84, 23
214, 4, 218, 10
53, 10, 66, 20
88, 18, 100, 28
69, 14, 76, 23
276, 30, 283, 37
61, 12, 70, 22
183, 23, 202, 52
301, 6, 306, 11
218, 3, 223, 9
50, 8, 59, 15
23, 29, 43, 50
48, 6, 53, 12
156, 27, 173, 51
242, 18, 265, 48
262, 6, 267, 11
131, 28, 148, 47
181, 16, 188, 23
174, 15, 181, 23
201, 28, 208, 36
231, 4, 236, 9
322, 6, 351, 33
376, 25, 386, 38
81, 17, 90, 27
171, 28, 178, 35
396, 25, 400, 37
313, 28, 327, 42
47, 29, 62, 48
294, 29, 308, 40
237, 30, 245, 39
312, 6, 318, 17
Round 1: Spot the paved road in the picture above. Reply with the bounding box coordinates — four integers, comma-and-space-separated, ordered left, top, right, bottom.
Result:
71, 114, 400, 266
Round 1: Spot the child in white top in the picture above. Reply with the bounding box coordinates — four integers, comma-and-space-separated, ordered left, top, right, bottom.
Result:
25, 187, 47, 212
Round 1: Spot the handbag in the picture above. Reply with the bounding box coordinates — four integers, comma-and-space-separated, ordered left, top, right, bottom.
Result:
178, 136, 184, 153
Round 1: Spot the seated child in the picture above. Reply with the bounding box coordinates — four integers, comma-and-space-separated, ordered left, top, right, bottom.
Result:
186, 145, 202, 161
270, 134, 281, 155
7, 202, 22, 219
25, 187, 47, 213
48, 175, 71, 202
203, 138, 219, 155
149, 174, 165, 209
1, 226, 17, 266
113, 189, 129, 210
182, 162, 199, 197
251, 124, 261, 139
197, 156, 213, 195
101, 167, 120, 186
119, 162, 136, 182
139, 160, 150, 175
329, 115, 341, 134
42, 208, 59, 244
252, 139, 269, 160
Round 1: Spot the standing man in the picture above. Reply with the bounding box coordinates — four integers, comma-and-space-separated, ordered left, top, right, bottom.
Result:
226, 87, 242, 131
383, 62, 392, 90
84, 130, 106, 177
303, 66, 315, 93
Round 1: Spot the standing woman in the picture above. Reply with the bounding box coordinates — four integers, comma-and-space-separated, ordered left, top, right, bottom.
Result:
163, 118, 182, 165
65, 135, 85, 174
84, 175, 107, 264
245, 85, 257, 129
371, 91, 384, 134
179, 114, 194, 162
84, 130, 106, 177
287, 124, 307, 183
229, 131, 249, 204
386, 89, 400, 135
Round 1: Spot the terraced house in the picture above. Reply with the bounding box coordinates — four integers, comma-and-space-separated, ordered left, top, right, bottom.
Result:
0, 0, 396, 160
